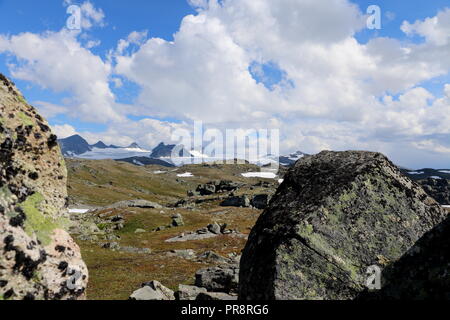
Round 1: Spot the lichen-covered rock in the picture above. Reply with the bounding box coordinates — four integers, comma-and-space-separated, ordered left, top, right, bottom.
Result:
359, 216, 450, 300
0, 74, 88, 300
239, 151, 447, 300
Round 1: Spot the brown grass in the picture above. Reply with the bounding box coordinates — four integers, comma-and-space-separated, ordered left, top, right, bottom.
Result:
78, 206, 260, 300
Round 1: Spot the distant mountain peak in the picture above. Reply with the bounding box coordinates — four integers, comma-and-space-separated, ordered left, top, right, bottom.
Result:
58, 134, 148, 157
279, 150, 309, 166
58, 134, 91, 156
127, 142, 141, 149
150, 142, 191, 158
92, 141, 108, 149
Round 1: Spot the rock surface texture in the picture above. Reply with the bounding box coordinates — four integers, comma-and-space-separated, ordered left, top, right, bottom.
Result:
239, 151, 447, 300
0, 74, 88, 300
359, 215, 450, 300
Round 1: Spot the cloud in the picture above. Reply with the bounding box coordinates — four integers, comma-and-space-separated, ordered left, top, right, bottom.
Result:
52, 124, 78, 139
74, 118, 190, 149
401, 8, 450, 46
2, 1, 450, 167
0, 29, 123, 123
33, 101, 69, 118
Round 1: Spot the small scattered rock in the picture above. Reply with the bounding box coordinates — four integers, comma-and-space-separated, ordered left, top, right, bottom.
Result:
101, 242, 120, 250
129, 281, 175, 300
220, 195, 250, 208
176, 285, 207, 300
171, 213, 184, 227
119, 246, 151, 254
196, 292, 238, 301
195, 265, 239, 293
251, 194, 272, 209
207, 223, 221, 235
106, 199, 163, 209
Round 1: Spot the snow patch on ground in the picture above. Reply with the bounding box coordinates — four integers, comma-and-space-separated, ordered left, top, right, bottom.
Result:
430, 176, 443, 179
69, 209, 90, 214
241, 172, 277, 179
177, 172, 194, 177
408, 171, 425, 175
438, 170, 450, 174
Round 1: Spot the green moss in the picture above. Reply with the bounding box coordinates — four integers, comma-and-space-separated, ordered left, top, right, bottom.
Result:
97, 223, 109, 230
17, 94, 27, 105
17, 111, 34, 127
32, 271, 42, 283
60, 157, 66, 168
20, 193, 59, 246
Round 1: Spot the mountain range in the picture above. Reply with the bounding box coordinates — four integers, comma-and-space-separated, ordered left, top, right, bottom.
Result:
58, 134, 145, 157
57, 135, 450, 181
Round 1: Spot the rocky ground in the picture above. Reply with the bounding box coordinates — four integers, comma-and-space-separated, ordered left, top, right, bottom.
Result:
66, 159, 280, 300
67, 155, 450, 300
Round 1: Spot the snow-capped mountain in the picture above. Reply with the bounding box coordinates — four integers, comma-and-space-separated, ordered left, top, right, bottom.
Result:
279, 151, 309, 166
400, 168, 450, 181
57, 135, 150, 159
58, 134, 310, 168
150, 142, 191, 158
58, 135, 92, 156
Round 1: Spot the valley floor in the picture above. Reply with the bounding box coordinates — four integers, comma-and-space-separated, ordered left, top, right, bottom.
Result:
66, 159, 276, 300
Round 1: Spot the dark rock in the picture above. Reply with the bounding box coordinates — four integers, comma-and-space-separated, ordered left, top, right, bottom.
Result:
220, 195, 250, 208
418, 178, 450, 205
358, 215, 450, 300
239, 151, 448, 300
196, 265, 239, 293
197, 184, 216, 196
251, 194, 272, 209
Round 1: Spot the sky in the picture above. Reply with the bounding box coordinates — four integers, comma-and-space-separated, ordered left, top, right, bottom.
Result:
1, 0, 450, 168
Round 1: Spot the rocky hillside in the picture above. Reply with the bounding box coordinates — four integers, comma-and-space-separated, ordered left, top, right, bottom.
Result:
239, 151, 448, 300
0, 74, 88, 300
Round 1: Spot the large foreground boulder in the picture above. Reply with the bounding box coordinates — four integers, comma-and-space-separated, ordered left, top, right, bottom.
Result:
0, 74, 88, 300
239, 151, 447, 300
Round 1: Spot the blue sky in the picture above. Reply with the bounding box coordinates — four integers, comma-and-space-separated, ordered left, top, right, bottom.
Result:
1, 0, 450, 168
